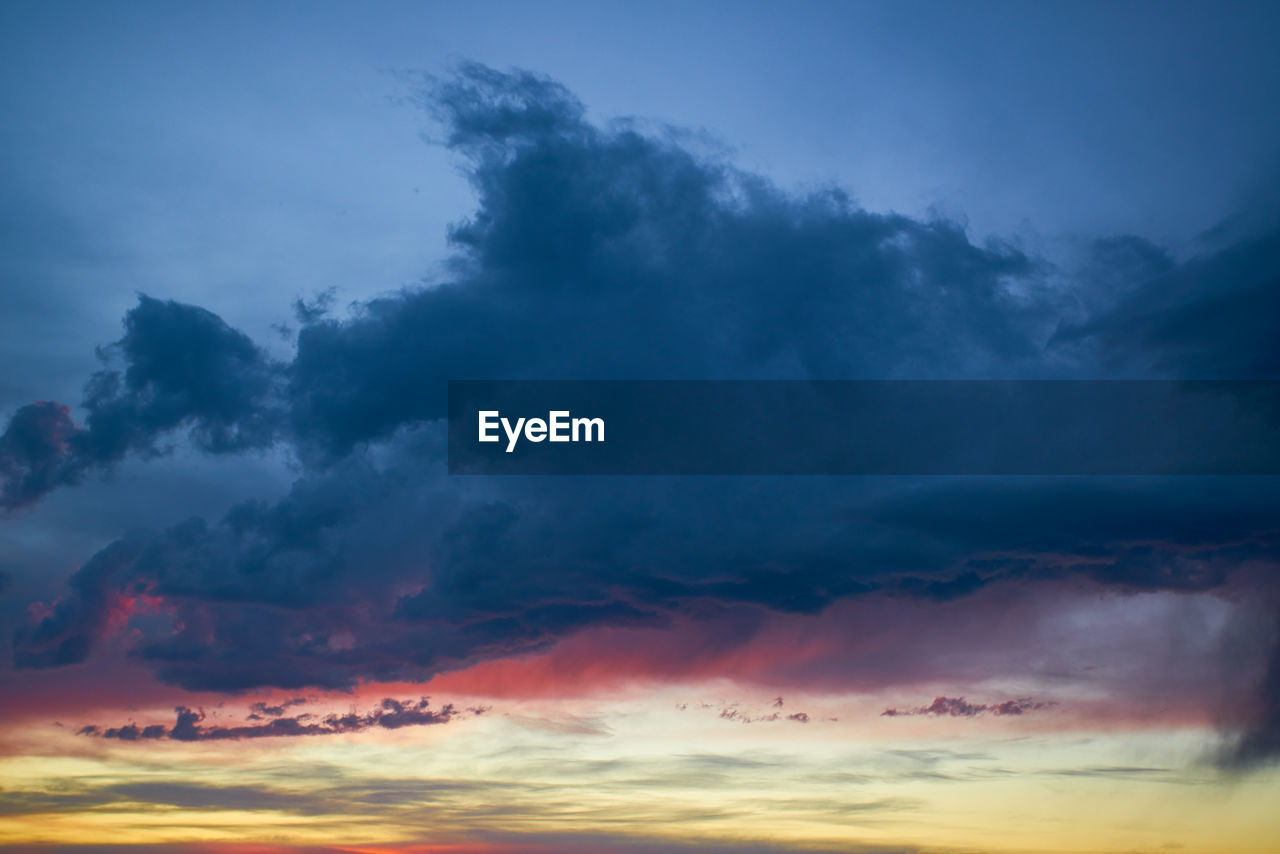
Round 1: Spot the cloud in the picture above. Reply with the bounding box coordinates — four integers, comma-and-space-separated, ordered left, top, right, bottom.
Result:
0, 780, 340, 820
81, 696, 460, 742
12, 533, 149, 669
0, 401, 81, 510
95, 723, 166, 741
675, 696, 813, 725
5, 64, 1063, 689
881, 696, 1053, 718
3, 63, 1279, 762
249, 697, 308, 717
2, 64, 1048, 501
1054, 228, 1280, 377
0, 296, 281, 509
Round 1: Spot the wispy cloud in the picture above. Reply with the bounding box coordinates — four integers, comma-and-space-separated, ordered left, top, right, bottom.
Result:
881, 696, 1054, 718
77, 696, 468, 742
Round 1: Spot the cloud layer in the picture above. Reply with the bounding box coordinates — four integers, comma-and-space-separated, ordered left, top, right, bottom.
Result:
3, 63, 1278, 766
76, 696, 461, 742
881, 696, 1054, 718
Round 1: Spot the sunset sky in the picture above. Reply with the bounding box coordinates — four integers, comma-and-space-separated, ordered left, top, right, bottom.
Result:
3, 2, 1280, 853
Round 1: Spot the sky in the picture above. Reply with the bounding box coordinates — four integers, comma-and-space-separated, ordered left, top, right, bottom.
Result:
2, 2, 1280, 852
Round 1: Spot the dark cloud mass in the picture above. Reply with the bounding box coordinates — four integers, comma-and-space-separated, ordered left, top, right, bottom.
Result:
0, 296, 281, 509
3, 64, 1280, 763
1056, 229, 1280, 378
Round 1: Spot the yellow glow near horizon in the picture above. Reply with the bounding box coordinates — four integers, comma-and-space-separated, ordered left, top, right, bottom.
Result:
2, 689, 1279, 853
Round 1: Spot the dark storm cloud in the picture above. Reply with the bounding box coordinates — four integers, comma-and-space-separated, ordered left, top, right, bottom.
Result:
0, 296, 281, 509
0, 401, 81, 510
12, 532, 148, 668
1055, 227, 1280, 377
5, 64, 1280, 762
3, 61, 1048, 478
287, 64, 1045, 459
